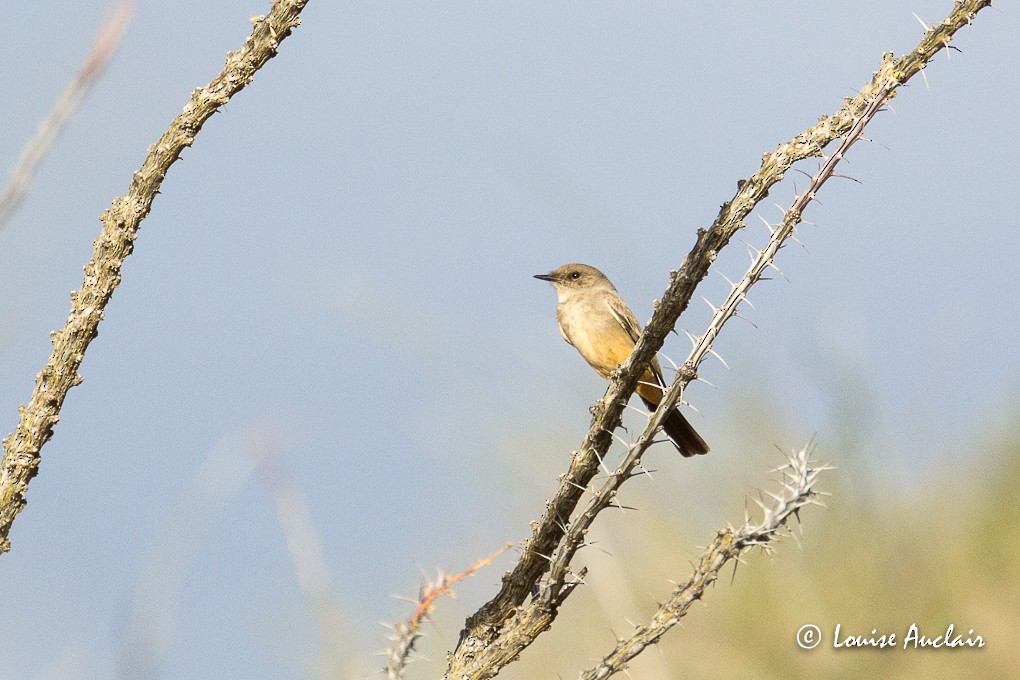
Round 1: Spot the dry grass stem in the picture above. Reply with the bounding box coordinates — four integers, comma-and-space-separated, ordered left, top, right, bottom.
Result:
0, 1, 134, 230
252, 433, 353, 679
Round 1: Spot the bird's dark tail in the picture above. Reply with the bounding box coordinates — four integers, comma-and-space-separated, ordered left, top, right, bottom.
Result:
639, 397, 710, 457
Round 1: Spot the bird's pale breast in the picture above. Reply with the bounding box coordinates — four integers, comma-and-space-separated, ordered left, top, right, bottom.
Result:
557, 296, 640, 379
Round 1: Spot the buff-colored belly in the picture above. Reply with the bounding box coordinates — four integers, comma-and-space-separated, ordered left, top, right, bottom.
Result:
557, 301, 665, 405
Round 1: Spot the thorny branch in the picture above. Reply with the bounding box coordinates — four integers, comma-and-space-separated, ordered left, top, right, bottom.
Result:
384, 543, 512, 680
0, 0, 311, 554
544, 78, 890, 603
447, 2, 992, 678
579, 447, 825, 680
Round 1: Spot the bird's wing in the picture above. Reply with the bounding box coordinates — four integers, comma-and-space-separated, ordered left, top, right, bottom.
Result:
555, 318, 572, 346
603, 294, 667, 385
603, 294, 642, 343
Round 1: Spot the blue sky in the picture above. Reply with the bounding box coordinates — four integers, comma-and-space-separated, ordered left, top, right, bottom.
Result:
0, 2, 1016, 678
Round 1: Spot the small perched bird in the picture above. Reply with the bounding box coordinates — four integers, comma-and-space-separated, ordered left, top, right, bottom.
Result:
535, 263, 710, 457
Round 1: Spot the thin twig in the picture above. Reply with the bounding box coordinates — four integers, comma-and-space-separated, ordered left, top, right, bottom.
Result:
0, 1, 135, 231
385, 543, 512, 680
0, 0, 311, 555
447, 2, 992, 677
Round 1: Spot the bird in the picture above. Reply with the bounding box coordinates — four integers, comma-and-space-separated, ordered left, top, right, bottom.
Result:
534, 263, 709, 457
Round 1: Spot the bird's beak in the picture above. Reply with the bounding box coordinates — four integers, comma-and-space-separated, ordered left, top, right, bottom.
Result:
533, 273, 557, 282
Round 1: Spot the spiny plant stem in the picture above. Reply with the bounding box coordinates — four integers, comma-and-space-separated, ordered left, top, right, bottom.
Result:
448, 3, 992, 678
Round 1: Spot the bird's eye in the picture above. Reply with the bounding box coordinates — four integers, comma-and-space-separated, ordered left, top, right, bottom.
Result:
569, 271, 581, 280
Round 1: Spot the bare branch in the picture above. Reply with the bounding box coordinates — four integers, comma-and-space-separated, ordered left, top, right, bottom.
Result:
0, 0, 311, 555
0, 1, 134, 231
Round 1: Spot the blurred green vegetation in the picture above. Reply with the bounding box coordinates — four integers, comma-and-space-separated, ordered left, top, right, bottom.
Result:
98, 398, 1018, 679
